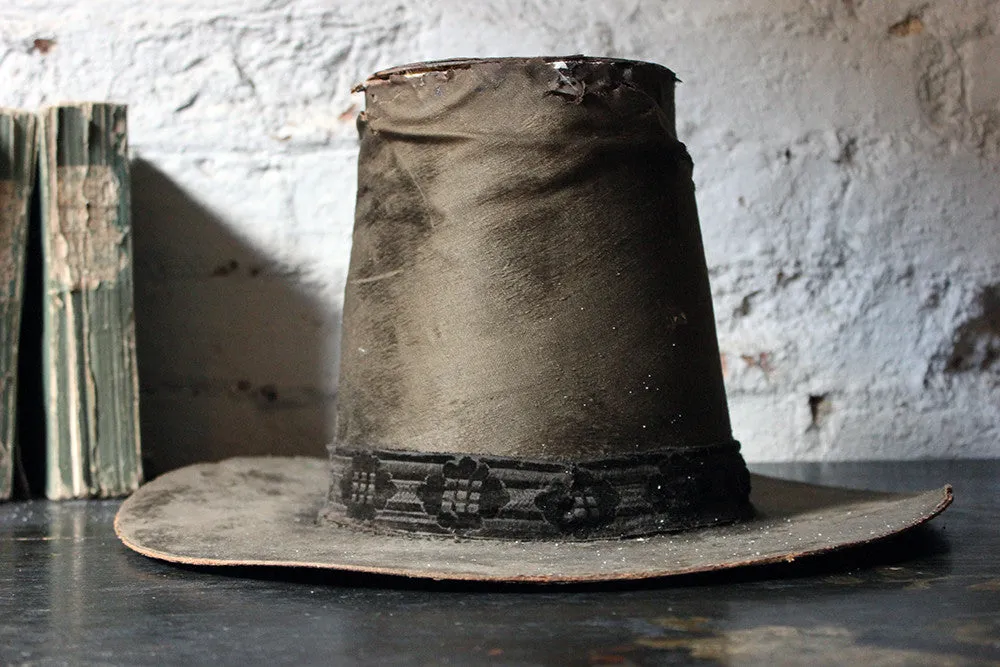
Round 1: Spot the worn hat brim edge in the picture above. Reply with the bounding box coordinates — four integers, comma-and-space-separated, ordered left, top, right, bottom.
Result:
113, 456, 952, 583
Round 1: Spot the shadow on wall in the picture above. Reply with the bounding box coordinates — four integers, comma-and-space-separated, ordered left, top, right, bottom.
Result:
131, 158, 339, 478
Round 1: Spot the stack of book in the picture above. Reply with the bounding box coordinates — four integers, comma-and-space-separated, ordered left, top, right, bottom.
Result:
1, 103, 142, 501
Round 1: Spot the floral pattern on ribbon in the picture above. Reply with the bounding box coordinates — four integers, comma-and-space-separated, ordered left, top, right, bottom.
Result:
534, 469, 620, 534
417, 457, 510, 530
339, 452, 396, 520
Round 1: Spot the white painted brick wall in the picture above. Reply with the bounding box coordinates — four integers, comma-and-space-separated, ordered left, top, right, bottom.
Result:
2, 0, 998, 472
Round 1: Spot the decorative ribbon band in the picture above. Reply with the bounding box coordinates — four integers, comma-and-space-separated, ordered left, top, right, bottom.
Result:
319, 442, 753, 540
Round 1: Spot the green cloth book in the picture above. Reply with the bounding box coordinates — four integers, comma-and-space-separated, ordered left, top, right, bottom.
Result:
39, 103, 142, 499
0, 109, 38, 500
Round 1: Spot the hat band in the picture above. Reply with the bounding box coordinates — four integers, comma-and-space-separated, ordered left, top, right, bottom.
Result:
319, 442, 753, 540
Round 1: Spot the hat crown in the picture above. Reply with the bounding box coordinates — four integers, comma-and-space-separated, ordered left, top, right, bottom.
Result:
327, 57, 751, 539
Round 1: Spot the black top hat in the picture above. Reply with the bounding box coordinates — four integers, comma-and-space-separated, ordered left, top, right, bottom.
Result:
116, 57, 950, 583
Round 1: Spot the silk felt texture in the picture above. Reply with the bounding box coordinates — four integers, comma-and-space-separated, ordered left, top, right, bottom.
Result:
337, 58, 732, 467
113, 58, 954, 580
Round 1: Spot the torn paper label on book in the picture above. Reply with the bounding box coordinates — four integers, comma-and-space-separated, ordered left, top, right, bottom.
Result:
51, 166, 127, 291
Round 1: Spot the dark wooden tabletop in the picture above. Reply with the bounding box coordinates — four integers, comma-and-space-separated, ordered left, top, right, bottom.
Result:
2, 460, 997, 666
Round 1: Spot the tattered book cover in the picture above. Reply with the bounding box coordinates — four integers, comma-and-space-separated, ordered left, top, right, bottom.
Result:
39, 104, 142, 499
0, 110, 37, 500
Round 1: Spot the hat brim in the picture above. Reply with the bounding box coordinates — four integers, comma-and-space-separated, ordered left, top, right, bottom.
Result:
114, 456, 951, 583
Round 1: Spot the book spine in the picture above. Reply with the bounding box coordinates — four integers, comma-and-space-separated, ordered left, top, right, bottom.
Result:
40, 104, 142, 499
0, 110, 38, 500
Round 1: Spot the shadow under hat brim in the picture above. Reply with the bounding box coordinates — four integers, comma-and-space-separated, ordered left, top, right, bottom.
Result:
113, 457, 952, 583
